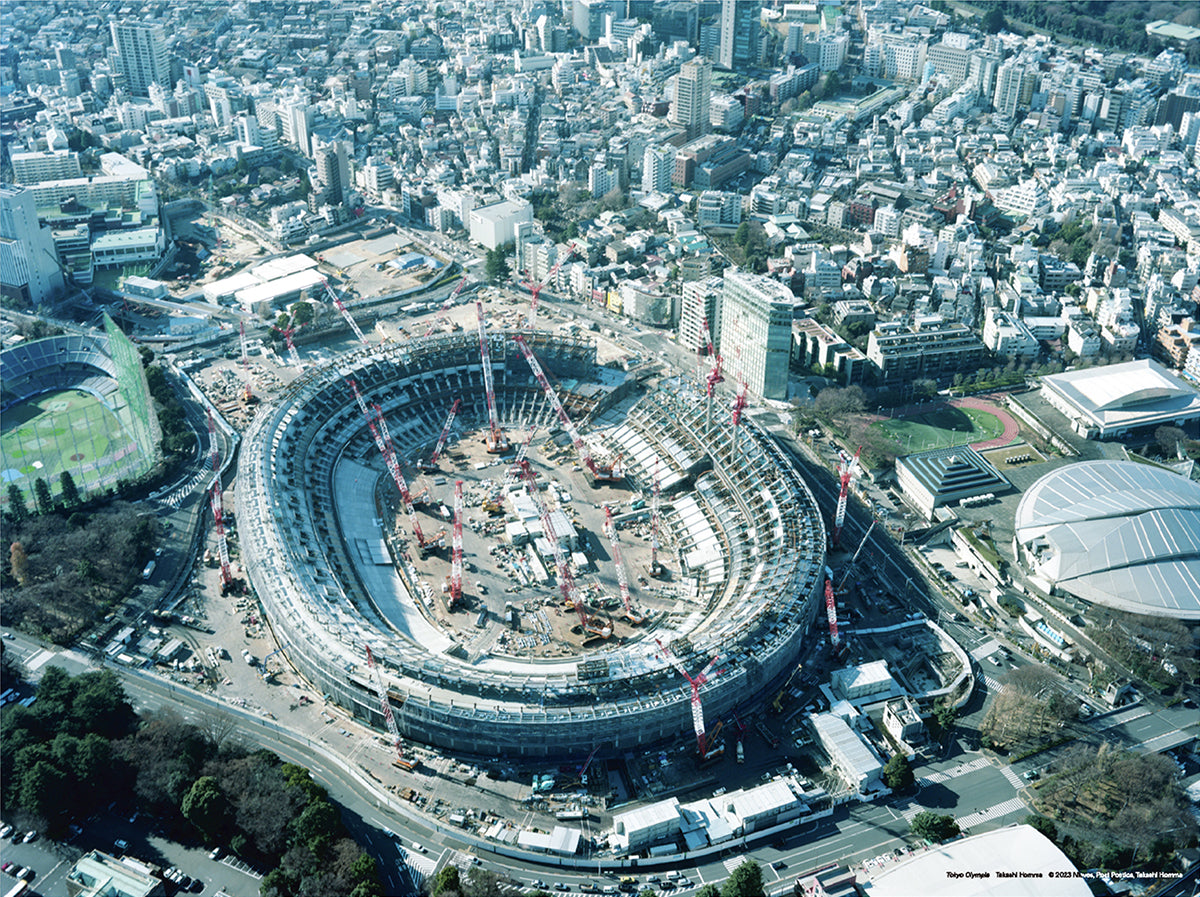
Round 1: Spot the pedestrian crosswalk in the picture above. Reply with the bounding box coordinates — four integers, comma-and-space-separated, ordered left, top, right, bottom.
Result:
958, 797, 1026, 828
976, 671, 1004, 693
999, 765, 1025, 789
919, 757, 990, 784
400, 849, 437, 888
155, 469, 210, 508
724, 856, 747, 873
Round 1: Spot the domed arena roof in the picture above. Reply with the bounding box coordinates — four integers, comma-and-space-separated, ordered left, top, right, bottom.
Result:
1014, 460, 1200, 619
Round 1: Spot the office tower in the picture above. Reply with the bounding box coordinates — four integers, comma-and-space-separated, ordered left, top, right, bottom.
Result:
719, 268, 795, 400
1, 185, 65, 306
719, 0, 759, 70
671, 57, 712, 141
109, 20, 170, 97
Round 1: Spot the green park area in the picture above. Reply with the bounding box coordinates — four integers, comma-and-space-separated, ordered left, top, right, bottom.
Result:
871, 404, 1005, 454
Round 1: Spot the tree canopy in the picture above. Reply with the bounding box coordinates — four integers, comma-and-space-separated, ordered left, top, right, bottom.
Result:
722, 859, 765, 897
910, 811, 960, 843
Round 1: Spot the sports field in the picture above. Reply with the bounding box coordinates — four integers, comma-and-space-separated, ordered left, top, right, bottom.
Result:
1, 389, 142, 506
870, 404, 1005, 454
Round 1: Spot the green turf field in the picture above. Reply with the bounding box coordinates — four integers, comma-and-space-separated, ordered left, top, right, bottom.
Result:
870, 405, 1004, 454
1, 389, 142, 506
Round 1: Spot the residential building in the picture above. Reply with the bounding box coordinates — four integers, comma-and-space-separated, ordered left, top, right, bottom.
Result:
697, 191, 741, 227
719, 268, 796, 400
312, 137, 350, 206
642, 145, 676, 192
993, 59, 1034, 119
867, 317, 988, 384
671, 58, 712, 142
982, 307, 1038, 359
1, 184, 65, 305
680, 276, 723, 356
109, 19, 170, 97
11, 150, 82, 184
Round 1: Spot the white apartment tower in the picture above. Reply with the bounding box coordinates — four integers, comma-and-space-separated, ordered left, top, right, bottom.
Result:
993, 60, 1033, 119
1, 185, 65, 305
109, 20, 170, 97
671, 58, 712, 142
642, 145, 676, 192
719, 269, 796, 400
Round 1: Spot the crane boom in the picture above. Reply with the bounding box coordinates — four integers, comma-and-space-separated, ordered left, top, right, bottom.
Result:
649, 463, 663, 577
837, 518, 877, 592
476, 300, 508, 452
449, 480, 464, 608
238, 320, 253, 403
364, 644, 415, 769
832, 446, 862, 548
825, 568, 840, 647
524, 242, 578, 328
419, 398, 461, 470
323, 279, 368, 345
207, 408, 233, 591
730, 378, 748, 453
424, 276, 469, 337
655, 639, 721, 756
513, 334, 595, 474
603, 506, 643, 623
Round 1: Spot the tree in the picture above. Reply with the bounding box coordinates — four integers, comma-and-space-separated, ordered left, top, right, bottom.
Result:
7, 484, 29, 522
10, 541, 30, 587
431, 865, 462, 897
34, 477, 54, 515
463, 867, 503, 897
1023, 815, 1058, 842
814, 385, 866, 418
696, 885, 721, 897
910, 811, 960, 843
912, 379, 938, 401
290, 301, 315, 328
485, 247, 510, 283
59, 470, 82, 507
722, 859, 765, 897
182, 775, 232, 841
883, 754, 914, 791
1155, 426, 1187, 457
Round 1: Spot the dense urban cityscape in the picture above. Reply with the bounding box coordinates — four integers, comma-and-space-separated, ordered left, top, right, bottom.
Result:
1, 2, 1199, 897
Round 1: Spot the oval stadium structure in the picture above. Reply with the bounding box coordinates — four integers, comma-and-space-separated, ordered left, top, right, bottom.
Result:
1014, 460, 1200, 620
238, 330, 827, 758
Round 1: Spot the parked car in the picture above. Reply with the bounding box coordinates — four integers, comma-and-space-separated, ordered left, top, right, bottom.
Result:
208, 846, 222, 860
0, 825, 10, 839
22, 830, 37, 843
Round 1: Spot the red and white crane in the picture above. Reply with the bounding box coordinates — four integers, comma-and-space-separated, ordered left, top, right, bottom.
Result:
448, 480, 464, 609
694, 301, 724, 428
513, 334, 595, 474
824, 568, 840, 649
423, 276, 470, 337
348, 379, 442, 553
603, 506, 643, 624
476, 300, 509, 453
323, 279, 368, 345
518, 460, 610, 640
272, 316, 303, 367
649, 462, 664, 578
238, 320, 254, 404
832, 446, 862, 549
655, 638, 723, 758
730, 377, 748, 455
417, 398, 461, 471
364, 644, 416, 770
206, 408, 233, 592
523, 242, 578, 328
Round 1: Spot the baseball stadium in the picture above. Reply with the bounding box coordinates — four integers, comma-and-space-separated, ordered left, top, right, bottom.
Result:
238, 317, 828, 760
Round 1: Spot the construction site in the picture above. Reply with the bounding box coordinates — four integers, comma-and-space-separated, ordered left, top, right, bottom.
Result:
235, 285, 830, 764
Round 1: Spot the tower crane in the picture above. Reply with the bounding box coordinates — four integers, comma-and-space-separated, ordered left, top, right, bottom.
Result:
206, 408, 233, 593
832, 446, 862, 549
522, 242, 578, 328
476, 300, 510, 453
513, 334, 620, 481
348, 379, 443, 554
364, 644, 417, 771
655, 639, 723, 759
238, 320, 256, 404
423, 276, 470, 337
271, 316, 304, 367
825, 567, 840, 650
648, 463, 664, 578
322, 279, 368, 345
603, 506, 643, 624
518, 460, 611, 642
837, 518, 877, 592
417, 398, 461, 471
730, 377, 748, 455
448, 480, 465, 609
694, 302, 723, 429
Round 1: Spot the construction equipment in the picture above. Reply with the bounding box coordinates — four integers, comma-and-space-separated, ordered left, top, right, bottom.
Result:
655, 638, 723, 758
476, 300, 510, 453
648, 463, 664, 578
522, 242, 578, 328
694, 300, 723, 429
417, 398, 461, 471
448, 480, 464, 609
513, 334, 619, 481
730, 377, 748, 454
770, 662, 804, 714
348, 379, 444, 554
323, 279, 368, 345
518, 460, 610, 642
832, 446, 862, 549
364, 644, 417, 771
837, 518, 877, 592
825, 567, 840, 649
423, 276, 470, 337
603, 506, 644, 624
271, 315, 304, 367
207, 408, 234, 593
238, 320, 256, 404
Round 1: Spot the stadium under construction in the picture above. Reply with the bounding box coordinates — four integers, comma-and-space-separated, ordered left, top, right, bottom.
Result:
238, 322, 827, 760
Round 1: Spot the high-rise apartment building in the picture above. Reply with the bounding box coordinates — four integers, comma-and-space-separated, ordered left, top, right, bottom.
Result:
1, 184, 65, 306
109, 20, 170, 97
993, 60, 1034, 119
642, 145, 676, 192
313, 138, 350, 206
670, 58, 711, 142
719, 268, 795, 400
279, 91, 315, 157
719, 0, 759, 70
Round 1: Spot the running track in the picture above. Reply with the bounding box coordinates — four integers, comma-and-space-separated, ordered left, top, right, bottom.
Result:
864, 394, 1020, 451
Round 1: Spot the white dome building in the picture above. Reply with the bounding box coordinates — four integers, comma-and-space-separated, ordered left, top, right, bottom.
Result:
1014, 460, 1200, 620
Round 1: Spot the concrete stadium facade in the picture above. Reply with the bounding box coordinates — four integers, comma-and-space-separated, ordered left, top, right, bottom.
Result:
238, 330, 827, 758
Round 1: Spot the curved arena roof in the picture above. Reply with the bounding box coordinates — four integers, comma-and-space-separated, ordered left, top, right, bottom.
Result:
1014, 460, 1200, 619
238, 330, 827, 758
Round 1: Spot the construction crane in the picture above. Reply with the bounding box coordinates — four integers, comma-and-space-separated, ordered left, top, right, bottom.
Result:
513, 334, 620, 480
448, 480, 464, 609
417, 398, 461, 471
271, 316, 303, 367
423, 276, 469, 337
206, 408, 233, 593
648, 463, 664, 578
523, 242, 578, 328
825, 566, 840, 649
364, 644, 417, 771
347, 379, 442, 554
694, 302, 723, 429
476, 300, 510, 453
518, 460, 610, 641
730, 377, 748, 455
770, 662, 805, 714
837, 518, 877, 592
603, 506, 643, 624
323, 279, 368, 345
832, 446, 863, 549
238, 320, 256, 404
655, 639, 723, 759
